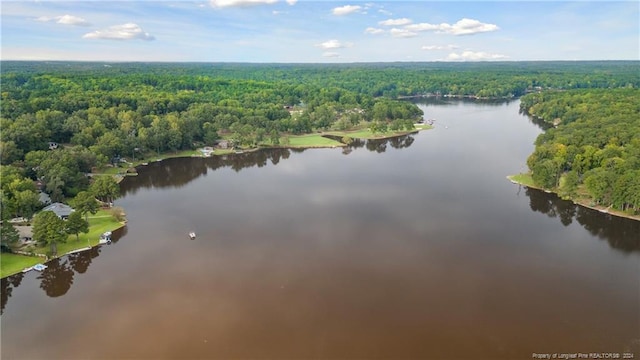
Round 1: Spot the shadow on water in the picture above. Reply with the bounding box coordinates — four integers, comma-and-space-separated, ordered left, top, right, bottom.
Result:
120, 148, 293, 196
121, 135, 416, 196
1, 225, 127, 313
521, 112, 554, 131
524, 187, 640, 254
0, 272, 23, 315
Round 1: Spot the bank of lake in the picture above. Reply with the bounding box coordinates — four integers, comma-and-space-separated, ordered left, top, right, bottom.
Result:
508, 173, 640, 222
0, 210, 126, 278
97, 124, 433, 176
2, 125, 430, 278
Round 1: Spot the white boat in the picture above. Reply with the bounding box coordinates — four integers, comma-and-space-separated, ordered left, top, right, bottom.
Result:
33, 264, 47, 271
189, 232, 196, 239
99, 231, 112, 244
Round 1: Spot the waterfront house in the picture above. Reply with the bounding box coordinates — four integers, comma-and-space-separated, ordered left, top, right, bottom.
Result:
38, 192, 51, 206
42, 203, 75, 220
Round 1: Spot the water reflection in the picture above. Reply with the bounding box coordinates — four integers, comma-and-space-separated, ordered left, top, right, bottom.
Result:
0, 226, 127, 311
37, 258, 75, 297
68, 246, 101, 274
525, 187, 640, 253
0, 272, 24, 314
121, 135, 416, 196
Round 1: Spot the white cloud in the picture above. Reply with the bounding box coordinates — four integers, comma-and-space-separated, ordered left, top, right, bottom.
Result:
35, 14, 90, 26
422, 44, 459, 51
379, 18, 412, 26
83, 23, 155, 41
322, 52, 341, 58
285, 0, 297, 5
364, 27, 384, 35
445, 18, 499, 35
57, 15, 90, 26
390, 28, 417, 38
210, 0, 278, 8
446, 51, 507, 61
405, 23, 439, 32
406, 18, 499, 36
378, 9, 392, 16
316, 39, 352, 49
332, 5, 362, 16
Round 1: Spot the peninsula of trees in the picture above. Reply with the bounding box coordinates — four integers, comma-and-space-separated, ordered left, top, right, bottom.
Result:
518, 88, 640, 216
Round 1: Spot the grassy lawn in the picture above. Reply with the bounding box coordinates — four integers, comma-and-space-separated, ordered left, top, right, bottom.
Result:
325, 129, 376, 139
414, 124, 434, 131
34, 210, 125, 257
1, 209, 125, 279
326, 125, 430, 140
507, 173, 537, 188
214, 149, 235, 155
98, 167, 123, 175
0, 254, 44, 278
285, 134, 343, 147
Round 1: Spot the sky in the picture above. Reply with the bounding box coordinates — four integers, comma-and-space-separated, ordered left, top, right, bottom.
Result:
1, 0, 638, 62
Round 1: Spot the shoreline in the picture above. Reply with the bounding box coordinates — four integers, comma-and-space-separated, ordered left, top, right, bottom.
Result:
1, 216, 127, 279
104, 126, 431, 171
1, 126, 428, 279
507, 175, 640, 222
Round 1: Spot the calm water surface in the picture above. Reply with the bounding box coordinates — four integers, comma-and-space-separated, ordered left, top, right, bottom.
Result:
2, 99, 639, 359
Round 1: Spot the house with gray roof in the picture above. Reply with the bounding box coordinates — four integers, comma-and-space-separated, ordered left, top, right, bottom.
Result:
42, 202, 75, 219
39, 192, 51, 206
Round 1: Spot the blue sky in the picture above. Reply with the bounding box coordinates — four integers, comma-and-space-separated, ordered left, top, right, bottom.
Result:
1, 1, 638, 62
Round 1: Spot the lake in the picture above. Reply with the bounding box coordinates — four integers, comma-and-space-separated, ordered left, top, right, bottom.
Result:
2, 99, 638, 359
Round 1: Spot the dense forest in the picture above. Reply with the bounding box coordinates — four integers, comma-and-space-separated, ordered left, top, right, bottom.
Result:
1, 61, 639, 224
520, 88, 640, 214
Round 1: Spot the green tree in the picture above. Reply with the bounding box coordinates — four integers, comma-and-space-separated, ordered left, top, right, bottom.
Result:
14, 190, 41, 220
65, 211, 89, 241
89, 176, 120, 205
584, 168, 614, 205
0, 141, 24, 165
532, 159, 561, 189
559, 171, 579, 199
70, 191, 99, 222
269, 130, 280, 145
32, 211, 67, 256
0, 221, 20, 247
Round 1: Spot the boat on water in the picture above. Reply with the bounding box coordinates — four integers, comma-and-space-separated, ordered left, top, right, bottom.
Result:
189, 232, 196, 239
24, 263, 48, 272
99, 231, 112, 244
33, 264, 47, 271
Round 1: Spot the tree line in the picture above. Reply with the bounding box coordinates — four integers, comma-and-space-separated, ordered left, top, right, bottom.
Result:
520, 88, 640, 214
